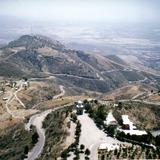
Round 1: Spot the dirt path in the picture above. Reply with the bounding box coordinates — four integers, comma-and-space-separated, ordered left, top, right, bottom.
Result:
53, 85, 65, 99
4, 80, 26, 118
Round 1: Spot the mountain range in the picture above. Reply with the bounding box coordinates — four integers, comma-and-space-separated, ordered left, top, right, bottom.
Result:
0, 35, 159, 93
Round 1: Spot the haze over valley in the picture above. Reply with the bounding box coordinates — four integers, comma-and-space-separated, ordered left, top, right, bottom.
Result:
0, 0, 160, 160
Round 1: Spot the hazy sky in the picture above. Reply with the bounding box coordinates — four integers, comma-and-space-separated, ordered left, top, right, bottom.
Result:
0, 0, 160, 23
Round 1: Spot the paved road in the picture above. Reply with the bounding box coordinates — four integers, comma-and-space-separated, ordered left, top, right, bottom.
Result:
25, 103, 73, 160
25, 109, 52, 160
25, 85, 70, 160
78, 113, 123, 160
52, 73, 100, 80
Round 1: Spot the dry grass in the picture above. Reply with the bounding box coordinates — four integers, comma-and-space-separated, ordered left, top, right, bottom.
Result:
147, 94, 160, 103
113, 101, 160, 130
0, 119, 20, 130
41, 95, 89, 109
104, 84, 155, 101
37, 47, 59, 56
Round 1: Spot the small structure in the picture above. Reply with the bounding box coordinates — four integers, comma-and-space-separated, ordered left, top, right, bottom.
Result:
75, 100, 84, 115
118, 115, 147, 135
105, 112, 117, 126
5, 82, 11, 87
113, 103, 118, 108
98, 143, 120, 160
12, 82, 17, 88
22, 81, 29, 90
121, 115, 136, 130
3, 97, 8, 101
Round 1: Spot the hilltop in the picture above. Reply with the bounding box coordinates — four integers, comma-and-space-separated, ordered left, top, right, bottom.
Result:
0, 35, 159, 93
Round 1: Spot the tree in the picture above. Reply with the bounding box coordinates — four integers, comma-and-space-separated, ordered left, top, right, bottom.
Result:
23, 77, 28, 81
61, 149, 70, 159
118, 102, 122, 109
85, 156, 90, 160
83, 99, 88, 104
0, 86, 5, 93
80, 144, 85, 152
71, 113, 77, 123
94, 99, 98, 104
96, 105, 106, 121
85, 148, 90, 156
114, 148, 118, 155
155, 135, 160, 146
84, 103, 92, 113
24, 145, 29, 155
32, 132, 39, 144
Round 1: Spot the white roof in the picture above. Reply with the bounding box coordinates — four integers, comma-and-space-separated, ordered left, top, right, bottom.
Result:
119, 115, 147, 135
105, 112, 117, 125
99, 143, 119, 151
78, 100, 83, 104
76, 104, 84, 108
118, 128, 147, 135
122, 115, 132, 125
113, 104, 118, 107
122, 115, 137, 130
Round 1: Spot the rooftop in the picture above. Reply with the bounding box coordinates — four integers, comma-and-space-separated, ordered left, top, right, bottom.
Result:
99, 143, 119, 151
118, 128, 147, 135
120, 115, 147, 135
105, 112, 117, 125
122, 115, 132, 125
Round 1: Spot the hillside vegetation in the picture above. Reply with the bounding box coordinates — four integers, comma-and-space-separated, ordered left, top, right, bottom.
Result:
0, 122, 38, 160
113, 101, 160, 130
0, 35, 156, 93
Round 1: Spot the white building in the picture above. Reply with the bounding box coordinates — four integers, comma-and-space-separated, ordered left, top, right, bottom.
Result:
105, 112, 117, 126
99, 143, 120, 151
119, 115, 147, 135
122, 115, 136, 130
75, 100, 84, 115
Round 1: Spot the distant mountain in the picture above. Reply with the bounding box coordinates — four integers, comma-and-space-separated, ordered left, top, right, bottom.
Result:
0, 35, 158, 93
7, 35, 65, 50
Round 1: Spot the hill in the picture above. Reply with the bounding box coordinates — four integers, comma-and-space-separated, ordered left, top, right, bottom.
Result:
0, 35, 159, 93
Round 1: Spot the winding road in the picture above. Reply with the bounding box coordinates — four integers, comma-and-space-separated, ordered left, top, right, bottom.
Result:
25, 109, 53, 160
25, 85, 68, 160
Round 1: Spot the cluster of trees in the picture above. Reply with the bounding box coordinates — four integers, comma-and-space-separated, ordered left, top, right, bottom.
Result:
40, 108, 72, 159
116, 131, 153, 144
61, 119, 82, 159
100, 144, 160, 159
84, 101, 107, 129
70, 113, 78, 123
23, 127, 39, 158
116, 130, 160, 148
0, 122, 39, 160
31, 132, 39, 145
155, 135, 160, 146
104, 125, 116, 137
61, 112, 91, 160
